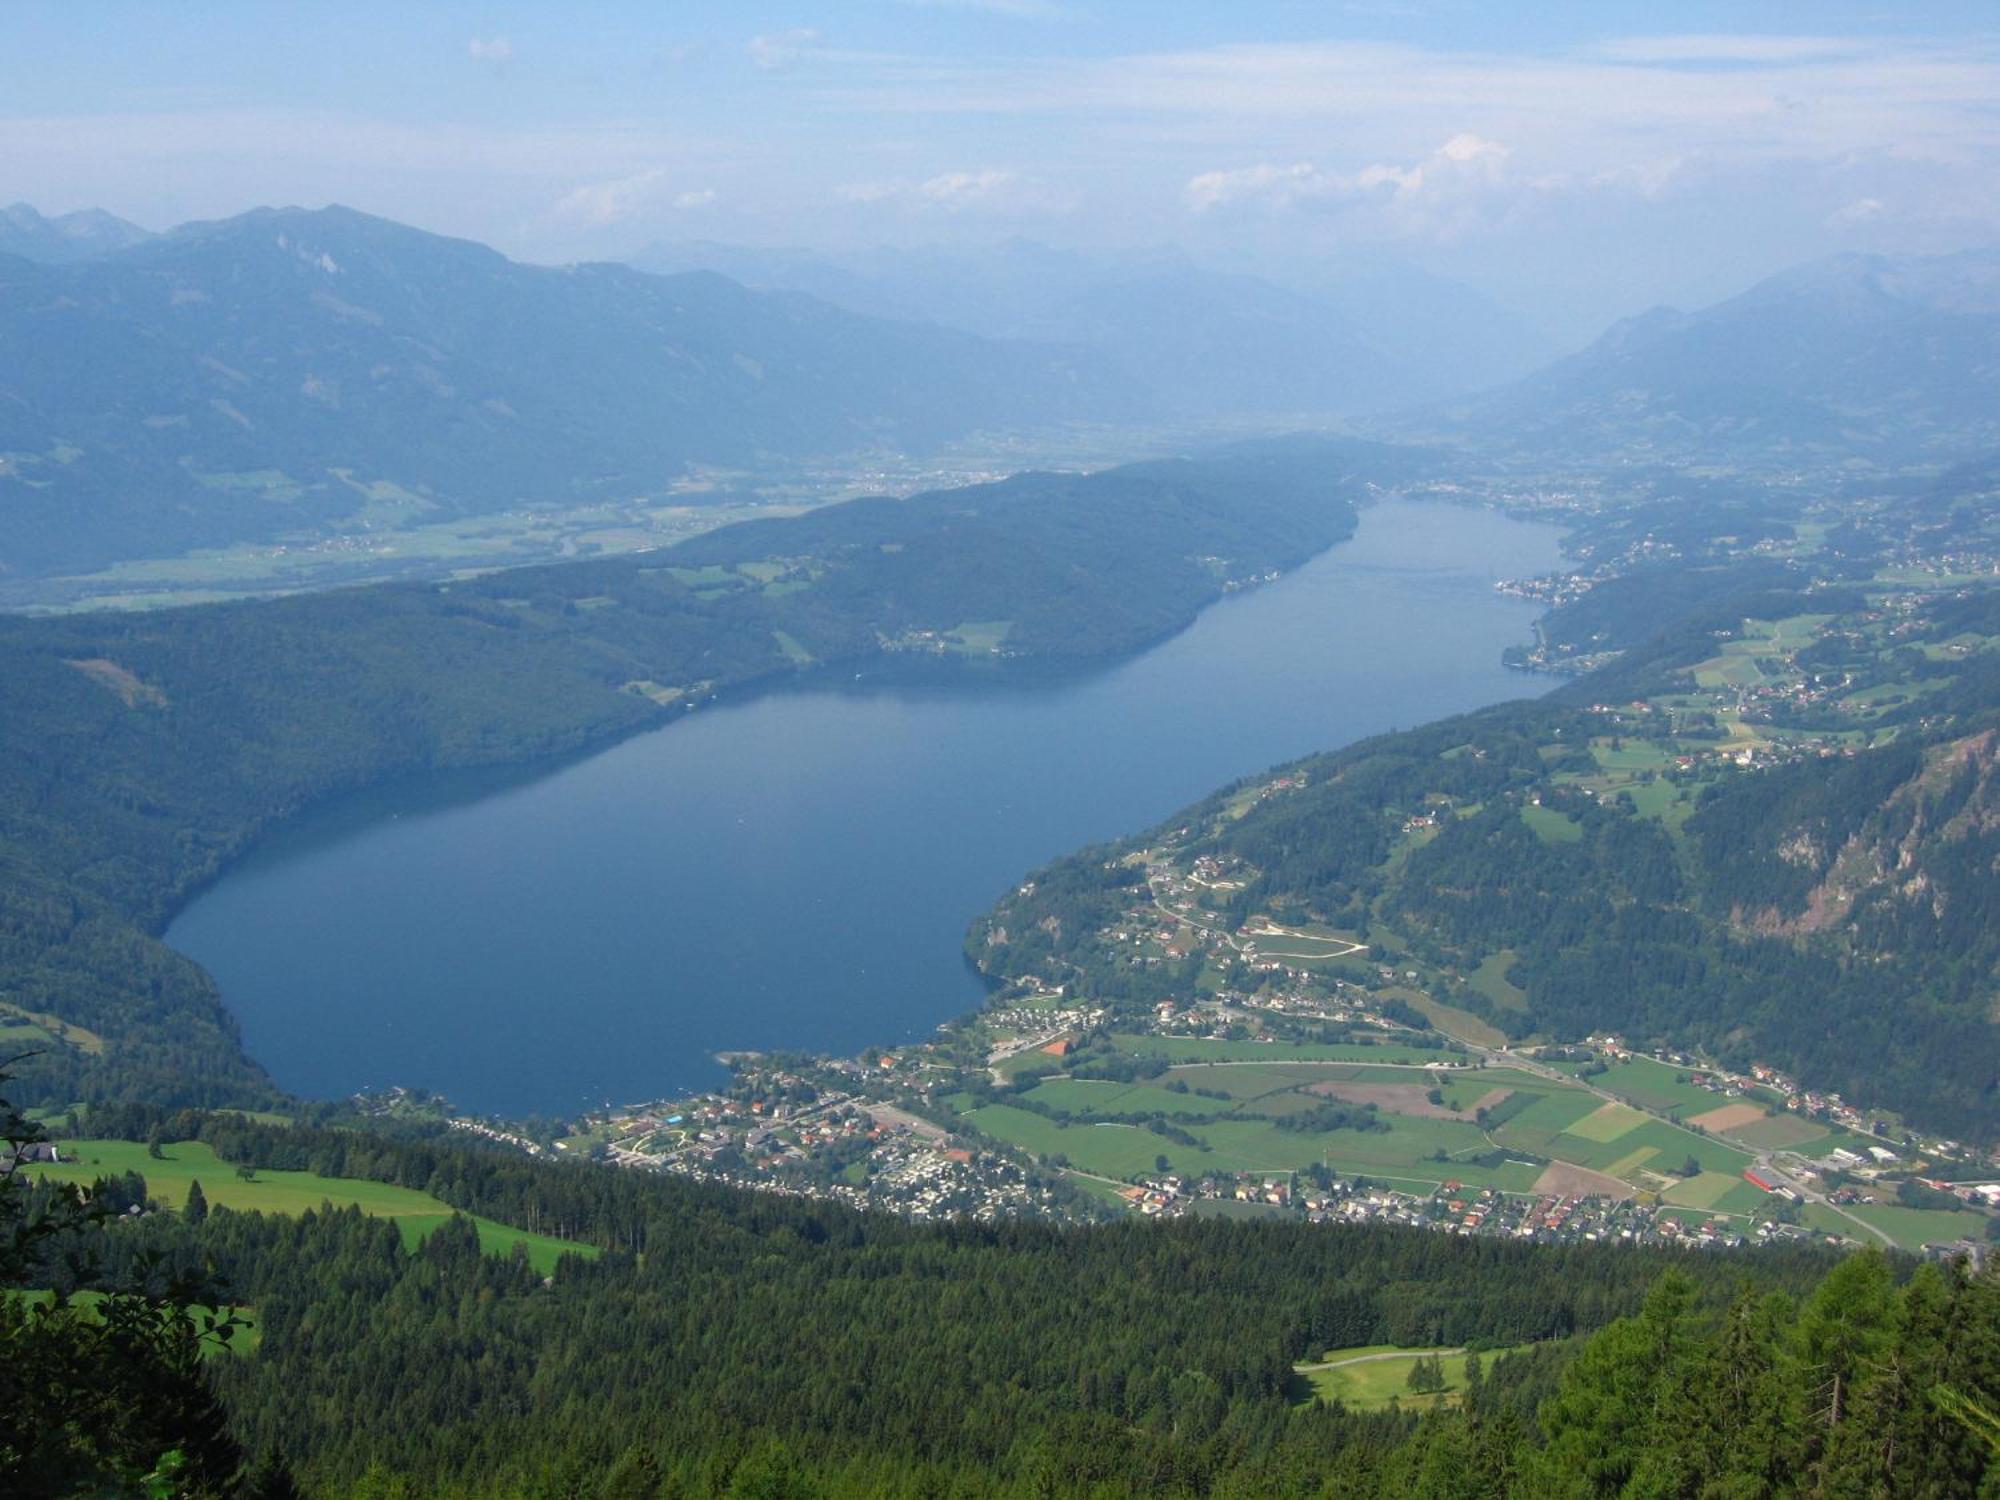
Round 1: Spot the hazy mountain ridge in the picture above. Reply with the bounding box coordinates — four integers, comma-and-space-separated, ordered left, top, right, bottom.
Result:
0, 201, 154, 263
629, 238, 1553, 415
0, 205, 1141, 576
1438, 249, 2000, 464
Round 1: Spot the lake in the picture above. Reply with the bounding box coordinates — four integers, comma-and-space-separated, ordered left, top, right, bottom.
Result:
166, 500, 1566, 1117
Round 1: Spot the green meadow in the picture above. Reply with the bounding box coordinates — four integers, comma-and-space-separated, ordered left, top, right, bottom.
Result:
1298, 1344, 1539, 1411
28, 1140, 593, 1274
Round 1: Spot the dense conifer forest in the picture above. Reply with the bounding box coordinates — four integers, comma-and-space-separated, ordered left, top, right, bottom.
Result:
9, 1092, 1998, 1497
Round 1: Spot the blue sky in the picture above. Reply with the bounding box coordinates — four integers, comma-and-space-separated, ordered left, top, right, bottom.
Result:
6, 2, 1997, 338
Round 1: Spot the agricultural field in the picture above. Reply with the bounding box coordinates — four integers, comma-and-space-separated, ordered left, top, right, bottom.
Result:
26, 1140, 593, 1273
969, 1062, 1587, 1194
1587, 1057, 1742, 1118
1659, 1173, 1770, 1215
1842, 1201, 1996, 1253
1108, 1034, 1466, 1066
975, 1033, 1781, 1207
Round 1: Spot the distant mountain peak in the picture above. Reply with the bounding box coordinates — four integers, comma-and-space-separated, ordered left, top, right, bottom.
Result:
0, 201, 153, 263
1436, 246, 2000, 464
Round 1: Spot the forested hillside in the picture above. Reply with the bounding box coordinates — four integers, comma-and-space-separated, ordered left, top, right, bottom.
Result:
0, 442, 1389, 1111
976, 585, 2000, 1139
16, 1093, 1997, 1498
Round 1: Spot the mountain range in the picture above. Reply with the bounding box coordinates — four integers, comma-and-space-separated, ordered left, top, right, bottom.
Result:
0, 206, 1134, 575
1436, 249, 2000, 465
0, 201, 154, 263
629, 238, 1556, 416
4, 203, 2000, 582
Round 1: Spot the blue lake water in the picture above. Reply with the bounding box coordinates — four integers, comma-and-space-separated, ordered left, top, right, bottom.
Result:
165, 500, 1566, 1117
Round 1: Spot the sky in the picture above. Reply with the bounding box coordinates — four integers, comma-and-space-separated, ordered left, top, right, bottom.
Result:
5, 1, 1998, 342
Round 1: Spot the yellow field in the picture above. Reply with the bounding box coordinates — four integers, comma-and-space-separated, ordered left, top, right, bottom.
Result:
1565, 1101, 1649, 1143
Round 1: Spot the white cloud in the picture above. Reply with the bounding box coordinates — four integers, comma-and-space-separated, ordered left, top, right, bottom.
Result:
1593, 34, 1865, 66
839, 168, 1073, 215
1184, 161, 1326, 213
1828, 196, 1885, 226
467, 36, 513, 64
551, 170, 720, 227
894, 0, 1069, 16
1186, 134, 1516, 236
747, 28, 823, 70
553, 168, 667, 227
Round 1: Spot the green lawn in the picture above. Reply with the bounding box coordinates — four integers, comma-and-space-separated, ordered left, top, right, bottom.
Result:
28, 1140, 593, 1274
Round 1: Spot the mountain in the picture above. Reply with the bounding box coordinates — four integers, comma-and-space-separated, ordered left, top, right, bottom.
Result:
628, 239, 1536, 417
974, 581, 2000, 1141
0, 206, 1140, 576
1438, 249, 2000, 464
0, 201, 153, 263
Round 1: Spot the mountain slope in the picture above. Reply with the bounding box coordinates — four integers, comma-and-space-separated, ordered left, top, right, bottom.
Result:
1440, 250, 2000, 464
973, 584, 2000, 1140
0, 206, 1139, 576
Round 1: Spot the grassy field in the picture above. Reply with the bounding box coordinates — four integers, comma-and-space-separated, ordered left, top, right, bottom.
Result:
1659, 1172, 1772, 1214
1563, 1101, 1651, 1142
7, 1289, 261, 1356
1588, 1057, 1739, 1117
946, 620, 1013, 653
1843, 1202, 1995, 1252
28, 1140, 593, 1274
967, 1089, 1549, 1193
1298, 1344, 1537, 1411
1521, 804, 1584, 844
1110, 1034, 1467, 1065
1387, 989, 1509, 1048
1722, 1112, 1830, 1150
1465, 951, 1528, 1011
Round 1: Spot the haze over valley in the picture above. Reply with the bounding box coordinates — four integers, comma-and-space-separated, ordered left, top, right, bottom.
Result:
4, 6, 2000, 1496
